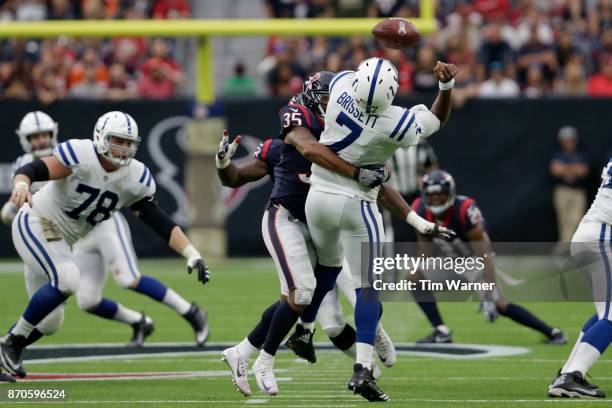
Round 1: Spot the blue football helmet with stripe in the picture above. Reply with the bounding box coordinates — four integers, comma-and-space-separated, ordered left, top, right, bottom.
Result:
93, 111, 140, 167
353, 57, 398, 114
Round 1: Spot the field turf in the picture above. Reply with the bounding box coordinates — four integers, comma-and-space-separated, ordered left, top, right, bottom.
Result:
0, 258, 609, 407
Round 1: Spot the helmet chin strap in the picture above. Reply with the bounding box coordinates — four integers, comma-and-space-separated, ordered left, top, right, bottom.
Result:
33, 147, 54, 158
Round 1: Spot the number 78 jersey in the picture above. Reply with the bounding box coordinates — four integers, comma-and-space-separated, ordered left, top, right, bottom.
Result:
310, 70, 441, 202
31, 139, 156, 245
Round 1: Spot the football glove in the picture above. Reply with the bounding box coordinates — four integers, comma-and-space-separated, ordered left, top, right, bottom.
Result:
479, 300, 499, 322
182, 245, 210, 285
406, 212, 457, 240
353, 165, 386, 188
216, 130, 241, 169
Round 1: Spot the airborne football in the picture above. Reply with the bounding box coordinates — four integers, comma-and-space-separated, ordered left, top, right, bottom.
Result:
0, 1, 611, 407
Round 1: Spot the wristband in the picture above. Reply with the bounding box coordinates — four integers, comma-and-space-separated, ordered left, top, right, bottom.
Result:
439, 78, 455, 91
215, 156, 230, 169
14, 181, 29, 191
406, 211, 433, 233
181, 244, 201, 260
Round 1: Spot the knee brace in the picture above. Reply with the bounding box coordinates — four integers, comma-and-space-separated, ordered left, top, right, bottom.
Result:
56, 262, 80, 295
37, 306, 65, 335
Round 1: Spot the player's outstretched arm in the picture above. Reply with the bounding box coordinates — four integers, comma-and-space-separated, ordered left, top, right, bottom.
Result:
430, 61, 458, 126
131, 197, 210, 285
377, 184, 456, 240
286, 127, 384, 188
10, 157, 71, 208
216, 130, 269, 187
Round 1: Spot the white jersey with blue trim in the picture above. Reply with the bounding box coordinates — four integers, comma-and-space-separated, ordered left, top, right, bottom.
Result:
31, 139, 156, 245
309, 70, 441, 202
582, 158, 612, 226
12, 153, 48, 194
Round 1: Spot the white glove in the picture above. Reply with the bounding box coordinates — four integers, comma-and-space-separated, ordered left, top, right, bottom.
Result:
216, 130, 241, 169
0, 201, 17, 225
10, 180, 31, 209
182, 245, 210, 285
406, 211, 456, 240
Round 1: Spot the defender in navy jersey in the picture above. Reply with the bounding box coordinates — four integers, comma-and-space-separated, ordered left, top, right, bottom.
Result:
410, 170, 567, 345
217, 71, 389, 396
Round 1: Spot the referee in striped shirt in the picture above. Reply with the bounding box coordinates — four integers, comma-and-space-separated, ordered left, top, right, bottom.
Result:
385, 139, 438, 242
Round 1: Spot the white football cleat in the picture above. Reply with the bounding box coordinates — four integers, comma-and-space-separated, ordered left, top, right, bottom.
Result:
221, 346, 252, 396
252, 355, 278, 395
375, 324, 396, 367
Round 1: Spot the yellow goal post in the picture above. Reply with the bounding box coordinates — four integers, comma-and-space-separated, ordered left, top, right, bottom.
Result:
0, 0, 437, 102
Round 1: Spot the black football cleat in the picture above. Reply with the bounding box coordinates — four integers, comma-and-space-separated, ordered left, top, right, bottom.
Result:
0, 372, 15, 383
416, 328, 453, 344
547, 328, 568, 345
128, 314, 154, 347
348, 364, 390, 402
284, 324, 316, 363
548, 371, 605, 398
183, 302, 209, 347
0, 333, 26, 378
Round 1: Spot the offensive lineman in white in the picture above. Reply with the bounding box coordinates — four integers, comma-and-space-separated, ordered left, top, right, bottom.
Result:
305, 58, 457, 401
1, 112, 208, 350
547, 158, 612, 398
0, 111, 209, 381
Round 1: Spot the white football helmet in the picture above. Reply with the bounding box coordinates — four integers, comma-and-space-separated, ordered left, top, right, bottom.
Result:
15, 111, 58, 157
352, 58, 399, 114
93, 111, 140, 167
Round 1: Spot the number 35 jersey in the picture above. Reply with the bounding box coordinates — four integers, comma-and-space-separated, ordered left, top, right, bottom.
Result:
31, 139, 155, 245
310, 70, 441, 202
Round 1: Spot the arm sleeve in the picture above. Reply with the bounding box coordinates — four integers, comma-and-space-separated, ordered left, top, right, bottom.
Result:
14, 159, 49, 182
131, 196, 177, 243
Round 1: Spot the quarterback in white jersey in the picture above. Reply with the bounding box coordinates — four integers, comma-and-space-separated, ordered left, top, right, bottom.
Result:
305, 57, 457, 401
0, 111, 209, 382
548, 158, 612, 398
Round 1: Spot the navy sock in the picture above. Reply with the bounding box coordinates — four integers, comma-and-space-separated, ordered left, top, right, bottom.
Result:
87, 298, 119, 320
25, 329, 44, 346
262, 300, 299, 356
329, 324, 356, 351
582, 319, 612, 353
300, 264, 341, 323
412, 286, 444, 327
247, 301, 280, 348
22, 283, 68, 326
499, 303, 553, 337
131, 276, 168, 302
355, 288, 380, 345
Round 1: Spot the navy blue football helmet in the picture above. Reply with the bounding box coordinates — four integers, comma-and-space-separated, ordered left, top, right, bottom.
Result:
421, 169, 456, 216
302, 71, 335, 118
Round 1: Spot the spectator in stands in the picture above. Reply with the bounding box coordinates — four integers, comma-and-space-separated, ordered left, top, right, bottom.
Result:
478, 61, 520, 98
68, 47, 108, 89
384, 48, 413, 94
476, 23, 515, 82
554, 56, 587, 96
223, 62, 257, 98
48, 0, 76, 20
35, 68, 66, 104
474, 0, 512, 22
330, 0, 369, 17
265, 0, 298, 18
138, 39, 183, 99
69, 64, 107, 99
105, 62, 137, 100
550, 126, 588, 251
15, 0, 46, 21
516, 27, 558, 86
523, 64, 548, 98
153, 0, 189, 19
452, 63, 480, 107
411, 44, 439, 93
368, 0, 416, 18
555, 29, 577, 69
81, 0, 105, 19
588, 55, 612, 96
435, 5, 482, 55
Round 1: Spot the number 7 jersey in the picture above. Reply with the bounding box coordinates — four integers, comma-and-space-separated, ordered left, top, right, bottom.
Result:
31, 139, 156, 245
310, 70, 441, 202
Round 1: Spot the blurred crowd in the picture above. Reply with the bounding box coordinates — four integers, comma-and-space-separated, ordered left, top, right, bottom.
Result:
0, 0, 189, 101
257, 0, 612, 104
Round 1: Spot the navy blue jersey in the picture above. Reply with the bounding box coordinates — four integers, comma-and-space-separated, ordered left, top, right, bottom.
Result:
254, 138, 282, 181
269, 102, 325, 221
412, 195, 486, 257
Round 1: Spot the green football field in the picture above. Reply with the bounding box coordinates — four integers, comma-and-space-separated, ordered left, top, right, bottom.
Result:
0, 258, 609, 407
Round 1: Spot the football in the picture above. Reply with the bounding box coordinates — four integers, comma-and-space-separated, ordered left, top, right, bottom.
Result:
372, 17, 421, 49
